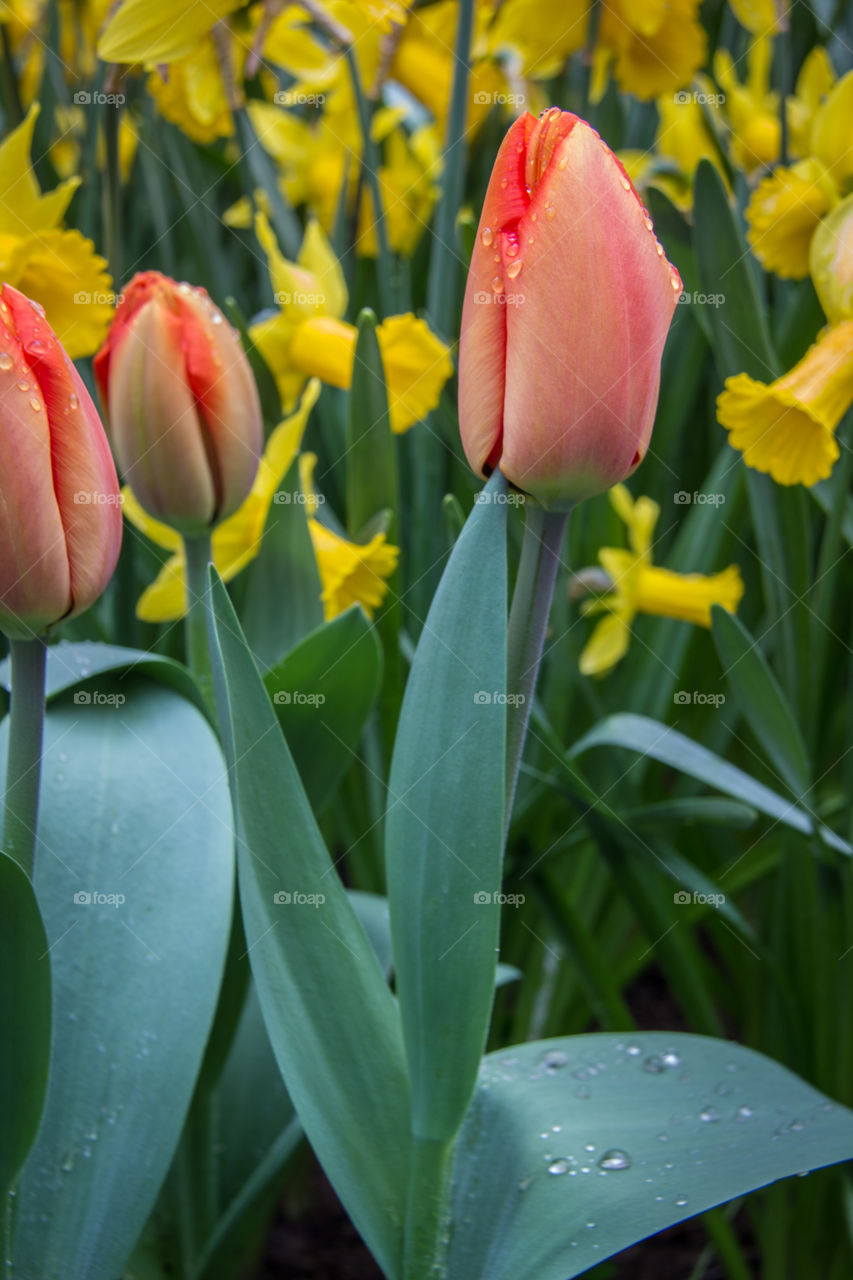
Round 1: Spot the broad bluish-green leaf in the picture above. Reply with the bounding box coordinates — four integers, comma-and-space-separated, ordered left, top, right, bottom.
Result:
572, 714, 849, 855
0, 851, 50, 1191
386, 470, 507, 1142
206, 569, 410, 1279
446, 1034, 853, 1280
3, 676, 233, 1280
711, 605, 811, 796
263, 606, 383, 811
0, 640, 205, 718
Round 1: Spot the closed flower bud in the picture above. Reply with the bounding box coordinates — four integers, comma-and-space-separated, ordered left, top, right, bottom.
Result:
94, 272, 263, 534
458, 108, 681, 508
0, 284, 122, 639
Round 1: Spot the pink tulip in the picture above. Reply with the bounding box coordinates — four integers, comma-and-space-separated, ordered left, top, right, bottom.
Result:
0, 284, 122, 639
94, 272, 263, 534
458, 108, 681, 508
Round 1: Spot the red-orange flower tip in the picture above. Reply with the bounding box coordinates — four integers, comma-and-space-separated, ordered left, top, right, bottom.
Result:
0, 283, 122, 640
458, 108, 681, 509
94, 271, 263, 534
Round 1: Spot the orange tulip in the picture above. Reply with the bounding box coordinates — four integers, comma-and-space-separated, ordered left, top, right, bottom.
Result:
94, 272, 263, 534
0, 284, 122, 639
458, 108, 681, 508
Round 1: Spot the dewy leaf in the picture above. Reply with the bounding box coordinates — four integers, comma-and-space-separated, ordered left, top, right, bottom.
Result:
446, 1034, 853, 1280
0, 850, 51, 1192
386, 470, 507, 1143
571, 713, 849, 855
206, 568, 410, 1279
4, 676, 233, 1280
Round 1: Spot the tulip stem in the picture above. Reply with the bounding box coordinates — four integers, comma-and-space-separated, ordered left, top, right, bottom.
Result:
2, 638, 48, 878
403, 1135, 453, 1280
505, 502, 570, 828
183, 534, 216, 719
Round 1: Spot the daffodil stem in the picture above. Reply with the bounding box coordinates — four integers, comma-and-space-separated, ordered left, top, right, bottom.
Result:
403, 1135, 453, 1280
346, 46, 396, 317
505, 503, 570, 829
2, 637, 47, 878
183, 534, 216, 719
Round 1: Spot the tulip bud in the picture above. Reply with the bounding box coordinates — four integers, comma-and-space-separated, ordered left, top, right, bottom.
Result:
0, 284, 122, 640
458, 108, 681, 508
94, 272, 263, 534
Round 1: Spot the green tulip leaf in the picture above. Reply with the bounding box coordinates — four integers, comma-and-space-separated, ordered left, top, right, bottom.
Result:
0, 850, 51, 1192
571, 713, 849, 855
445, 1033, 853, 1280
206, 567, 410, 1280
346, 309, 398, 544
264, 606, 383, 812
386, 469, 507, 1143
3, 676, 234, 1280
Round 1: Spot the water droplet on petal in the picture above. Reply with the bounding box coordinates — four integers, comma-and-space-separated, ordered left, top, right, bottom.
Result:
69, 392, 78, 410
482, 226, 493, 247
27, 338, 46, 353
558, 155, 568, 170
16, 379, 28, 391
506, 259, 523, 279
30, 397, 42, 412
598, 1149, 631, 1171
548, 1157, 573, 1176
500, 177, 509, 189
675, 1195, 688, 1207
492, 276, 504, 294
0, 351, 13, 369
620, 177, 632, 190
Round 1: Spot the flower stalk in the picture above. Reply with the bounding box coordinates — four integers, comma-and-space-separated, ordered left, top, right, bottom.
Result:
2, 638, 47, 877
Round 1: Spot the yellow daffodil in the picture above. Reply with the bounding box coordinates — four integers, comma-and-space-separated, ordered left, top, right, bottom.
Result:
727, 0, 783, 34
147, 35, 239, 143
579, 486, 744, 675
123, 381, 397, 622
747, 158, 838, 278
0, 105, 113, 357
593, 0, 707, 102
487, 0, 588, 79
98, 0, 241, 63
249, 212, 453, 433
714, 37, 780, 171
717, 321, 853, 486
810, 192, 853, 322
